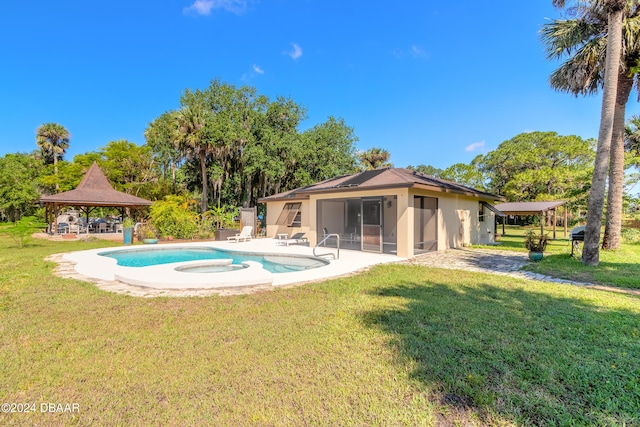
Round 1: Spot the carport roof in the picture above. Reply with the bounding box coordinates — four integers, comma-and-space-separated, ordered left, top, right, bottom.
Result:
494, 201, 567, 215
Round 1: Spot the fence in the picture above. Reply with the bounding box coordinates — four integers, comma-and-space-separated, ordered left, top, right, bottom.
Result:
624, 219, 640, 229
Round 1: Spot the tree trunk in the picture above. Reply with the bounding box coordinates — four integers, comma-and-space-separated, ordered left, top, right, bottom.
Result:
199, 151, 208, 213
583, 8, 624, 266
53, 153, 59, 192
602, 72, 633, 250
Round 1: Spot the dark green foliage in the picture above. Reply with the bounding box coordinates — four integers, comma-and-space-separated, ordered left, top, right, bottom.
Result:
483, 131, 595, 205
147, 79, 359, 210
0, 153, 43, 221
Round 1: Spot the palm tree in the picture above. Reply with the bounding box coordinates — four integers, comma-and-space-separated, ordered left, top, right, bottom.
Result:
174, 105, 213, 213
358, 147, 392, 170
543, 1, 640, 251
36, 123, 70, 192
547, 0, 627, 264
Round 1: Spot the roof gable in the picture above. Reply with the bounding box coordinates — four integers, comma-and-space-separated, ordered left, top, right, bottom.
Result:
39, 162, 152, 207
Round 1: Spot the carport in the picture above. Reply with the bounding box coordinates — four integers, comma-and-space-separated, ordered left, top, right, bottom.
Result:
494, 201, 568, 239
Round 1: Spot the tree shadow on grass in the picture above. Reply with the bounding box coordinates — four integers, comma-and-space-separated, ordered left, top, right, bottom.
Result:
362, 279, 640, 426
525, 253, 640, 290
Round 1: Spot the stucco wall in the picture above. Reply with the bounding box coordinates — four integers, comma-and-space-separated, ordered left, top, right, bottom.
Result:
434, 194, 495, 249
264, 199, 311, 238
264, 188, 496, 257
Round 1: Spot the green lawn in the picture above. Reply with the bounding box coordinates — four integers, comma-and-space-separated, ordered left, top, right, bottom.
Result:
1, 236, 639, 426
477, 225, 640, 289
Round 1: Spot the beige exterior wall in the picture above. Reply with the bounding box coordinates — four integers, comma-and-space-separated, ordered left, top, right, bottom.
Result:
420, 191, 495, 250
264, 188, 496, 258
264, 199, 311, 238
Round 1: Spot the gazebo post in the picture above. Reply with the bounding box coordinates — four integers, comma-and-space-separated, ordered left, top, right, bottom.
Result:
540, 211, 545, 236
552, 208, 557, 240
564, 207, 568, 238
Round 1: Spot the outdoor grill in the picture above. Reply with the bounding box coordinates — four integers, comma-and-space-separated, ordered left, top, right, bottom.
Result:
570, 226, 585, 256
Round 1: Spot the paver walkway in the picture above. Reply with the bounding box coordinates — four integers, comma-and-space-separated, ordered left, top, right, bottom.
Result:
407, 248, 640, 296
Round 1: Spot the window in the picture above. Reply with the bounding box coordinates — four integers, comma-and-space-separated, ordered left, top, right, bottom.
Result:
478, 202, 485, 222
275, 202, 302, 227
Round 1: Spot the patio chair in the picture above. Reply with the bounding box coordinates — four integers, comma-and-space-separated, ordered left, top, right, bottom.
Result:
227, 226, 253, 243
57, 222, 69, 234
69, 223, 86, 235
280, 232, 308, 246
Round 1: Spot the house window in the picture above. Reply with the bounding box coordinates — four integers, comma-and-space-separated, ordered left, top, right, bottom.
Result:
479, 202, 485, 222
275, 202, 302, 227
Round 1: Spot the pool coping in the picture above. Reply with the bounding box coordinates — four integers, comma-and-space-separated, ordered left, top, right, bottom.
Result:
53, 240, 404, 297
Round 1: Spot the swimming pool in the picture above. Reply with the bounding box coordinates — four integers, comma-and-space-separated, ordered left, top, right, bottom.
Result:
98, 247, 329, 273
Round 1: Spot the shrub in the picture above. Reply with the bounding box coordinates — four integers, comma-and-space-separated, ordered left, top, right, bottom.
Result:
524, 230, 549, 252
149, 196, 198, 239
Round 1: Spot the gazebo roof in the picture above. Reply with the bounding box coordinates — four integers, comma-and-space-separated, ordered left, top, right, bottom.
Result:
39, 162, 152, 207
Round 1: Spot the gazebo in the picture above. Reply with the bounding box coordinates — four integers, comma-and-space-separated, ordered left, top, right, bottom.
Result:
38, 162, 152, 234
494, 200, 568, 239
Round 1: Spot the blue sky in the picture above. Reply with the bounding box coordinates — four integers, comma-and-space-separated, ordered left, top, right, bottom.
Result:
1, 0, 637, 170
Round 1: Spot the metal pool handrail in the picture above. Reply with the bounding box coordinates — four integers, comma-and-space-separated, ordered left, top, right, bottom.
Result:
314, 233, 340, 259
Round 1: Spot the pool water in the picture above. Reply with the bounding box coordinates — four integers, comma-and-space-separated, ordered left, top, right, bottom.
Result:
99, 247, 328, 273
176, 264, 247, 273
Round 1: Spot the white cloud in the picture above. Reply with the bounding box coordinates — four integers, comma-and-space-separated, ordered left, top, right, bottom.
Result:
184, 0, 247, 16
465, 141, 486, 152
241, 64, 264, 81
391, 45, 428, 59
410, 45, 425, 58
286, 43, 302, 60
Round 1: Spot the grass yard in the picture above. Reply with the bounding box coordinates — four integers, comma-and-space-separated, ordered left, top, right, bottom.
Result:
1, 236, 639, 425
478, 225, 640, 289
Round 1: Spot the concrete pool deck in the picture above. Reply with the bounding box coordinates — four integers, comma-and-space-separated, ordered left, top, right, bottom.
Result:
52, 238, 403, 297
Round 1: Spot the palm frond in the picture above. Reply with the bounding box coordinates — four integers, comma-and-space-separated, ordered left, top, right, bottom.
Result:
550, 37, 606, 95
541, 18, 603, 60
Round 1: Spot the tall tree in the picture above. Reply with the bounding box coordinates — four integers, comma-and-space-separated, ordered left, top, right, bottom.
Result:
407, 164, 444, 177
542, 0, 640, 250
441, 158, 487, 190
586, 0, 626, 264
101, 140, 159, 198
145, 111, 181, 192
35, 123, 70, 192
482, 132, 594, 202
358, 147, 392, 170
550, 0, 626, 265
0, 153, 43, 221
174, 104, 213, 213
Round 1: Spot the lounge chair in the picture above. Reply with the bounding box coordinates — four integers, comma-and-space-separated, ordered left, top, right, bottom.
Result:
227, 226, 253, 243
278, 232, 308, 246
